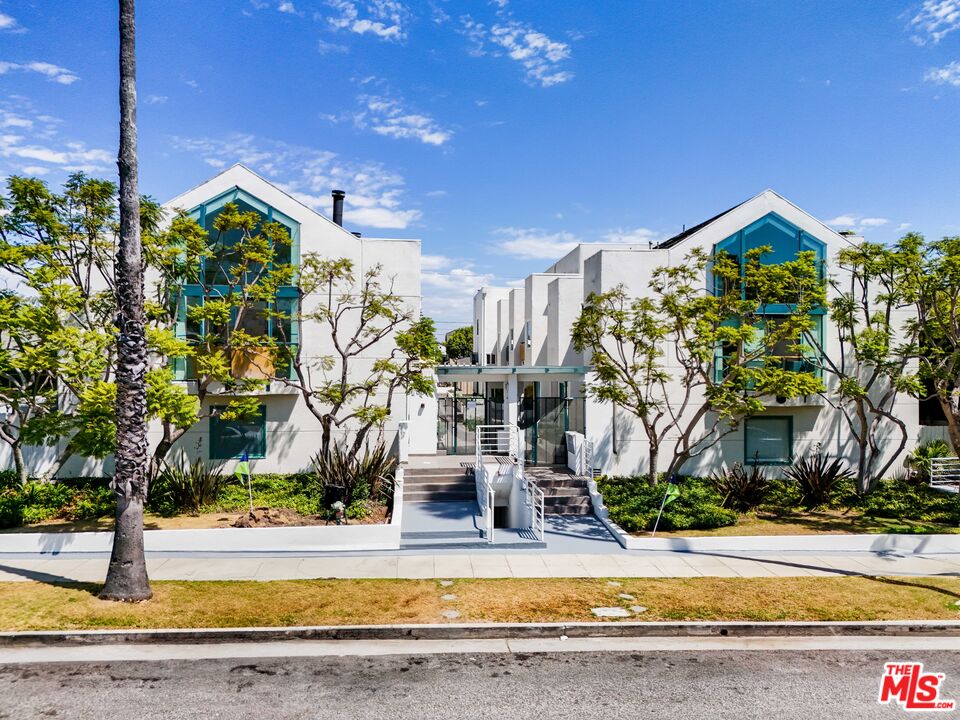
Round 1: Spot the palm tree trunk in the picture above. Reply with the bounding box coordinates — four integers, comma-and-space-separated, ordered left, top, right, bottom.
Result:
101, 0, 151, 602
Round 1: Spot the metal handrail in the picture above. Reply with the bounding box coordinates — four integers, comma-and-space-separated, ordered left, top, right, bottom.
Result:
525, 478, 545, 541
931, 457, 960, 487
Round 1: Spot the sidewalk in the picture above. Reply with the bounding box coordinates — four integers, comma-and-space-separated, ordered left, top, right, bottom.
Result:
1, 549, 958, 582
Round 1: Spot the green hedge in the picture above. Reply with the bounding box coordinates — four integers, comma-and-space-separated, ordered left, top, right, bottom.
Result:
860, 480, 960, 525
0, 477, 114, 530
596, 476, 737, 532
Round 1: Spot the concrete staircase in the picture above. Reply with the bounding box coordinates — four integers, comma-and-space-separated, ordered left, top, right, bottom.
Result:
524, 466, 593, 516
403, 465, 474, 503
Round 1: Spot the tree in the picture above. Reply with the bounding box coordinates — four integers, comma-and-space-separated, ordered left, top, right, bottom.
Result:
144, 203, 294, 473
101, 0, 151, 601
572, 245, 825, 483
0, 174, 166, 484
906, 234, 960, 455
282, 256, 441, 459
444, 326, 472, 360
803, 237, 923, 493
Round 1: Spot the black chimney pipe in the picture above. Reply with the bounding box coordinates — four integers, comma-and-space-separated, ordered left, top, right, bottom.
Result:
331, 189, 345, 227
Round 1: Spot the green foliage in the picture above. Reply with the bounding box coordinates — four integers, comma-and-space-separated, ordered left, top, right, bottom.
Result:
150, 458, 227, 515
860, 480, 960, 525
573, 244, 826, 480
0, 478, 113, 529
708, 463, 769, 512
906, 440, 954, 484
596, 476, 737, 532
784, 453, 856, 510
444, 326, 473, 360
211, 473, 319, 515
0, 490, 24, 528
310, 444, 396, 507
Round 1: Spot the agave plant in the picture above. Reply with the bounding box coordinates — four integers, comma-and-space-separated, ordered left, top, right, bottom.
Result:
784, 453, 855, 509
152, 457, 226, 514
708, 462, 769, 512
311, 444, 396, 507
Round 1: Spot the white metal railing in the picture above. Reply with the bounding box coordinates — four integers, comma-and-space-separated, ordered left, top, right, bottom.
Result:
525, 477, 545, 541
931, 457, 960, 487
476, 424, 517, 457
474, 461, 495, 542
584, 439, 596, 477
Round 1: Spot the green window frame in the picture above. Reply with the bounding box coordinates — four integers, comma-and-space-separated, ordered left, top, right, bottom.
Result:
209, 404, 267, 460
744, 415, 793, 465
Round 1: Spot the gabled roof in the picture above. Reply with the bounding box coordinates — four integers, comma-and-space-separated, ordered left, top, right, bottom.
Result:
655, 201, 746, 249
654, 189, 848, 251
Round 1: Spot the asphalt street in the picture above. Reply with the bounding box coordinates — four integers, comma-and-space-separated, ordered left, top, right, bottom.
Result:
2, 647, 959, 719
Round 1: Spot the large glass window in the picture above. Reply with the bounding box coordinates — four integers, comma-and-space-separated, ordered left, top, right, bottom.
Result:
744, 416, 793, 465
209, 404, 266, 459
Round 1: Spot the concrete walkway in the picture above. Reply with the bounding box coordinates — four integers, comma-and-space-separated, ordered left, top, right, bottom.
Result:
1, 549, 959, 582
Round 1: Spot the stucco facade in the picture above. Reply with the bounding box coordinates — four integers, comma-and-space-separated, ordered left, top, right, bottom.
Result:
470, 190, 937, 478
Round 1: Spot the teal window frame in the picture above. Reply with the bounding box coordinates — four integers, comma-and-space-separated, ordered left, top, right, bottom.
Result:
711, 213, 827, 384
209, 404, 267, 460
744, 415, 793, 466
171, 187, 301, 382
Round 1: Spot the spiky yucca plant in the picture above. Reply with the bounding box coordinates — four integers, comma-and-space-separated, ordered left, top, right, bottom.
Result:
709, 462, 769, 512
784, 453, 855, 509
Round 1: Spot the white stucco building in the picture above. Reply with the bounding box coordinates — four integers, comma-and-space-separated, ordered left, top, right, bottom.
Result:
448, 190, 940, 478
17, 164, 436, 477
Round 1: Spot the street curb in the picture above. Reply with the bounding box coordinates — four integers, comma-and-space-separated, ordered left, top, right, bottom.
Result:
2, 620, 960, 647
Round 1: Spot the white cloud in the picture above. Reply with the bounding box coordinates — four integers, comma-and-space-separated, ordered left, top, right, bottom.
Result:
278, 1, 298, 13
897, 222, 913, 232
910, 0, 960, 44
0, 98, 112, 177
421, 254, 453, 271
317, 39, 349, 54
422, 264, 495, 320
425, 189, 447, 198
494, 227, 581, 259
0, 12, 23, 32
826, 214, 891, 234
145, 94, 168, 105
357, 94, 452, 146
0, 61, 79, 85
459, 9, 574, 87
602, 227, 661, 244
326, 0, 410, 41
326, 86, 454, 146
169, 133, 421, 230
925, 60, 960, 86
494, 226, 659, 260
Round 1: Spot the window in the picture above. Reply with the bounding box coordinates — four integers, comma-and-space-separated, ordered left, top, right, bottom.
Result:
744, 416, 792, 465
210, 405, 266, 459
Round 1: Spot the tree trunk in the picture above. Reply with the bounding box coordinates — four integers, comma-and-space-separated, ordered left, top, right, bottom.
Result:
647, 443, 659, 487
12, 443, 26, 486
102, 0, 151, 602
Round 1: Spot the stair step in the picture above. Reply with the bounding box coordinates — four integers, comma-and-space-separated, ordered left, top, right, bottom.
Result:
538, 485, 589, 497
543, 495, 591, 507
404, 467, 471, 477
404, 490, 476, 503
546, 505, 594, 516
401, 530, 480, 540
531, 478, 587, 489
403, 480, 475, 491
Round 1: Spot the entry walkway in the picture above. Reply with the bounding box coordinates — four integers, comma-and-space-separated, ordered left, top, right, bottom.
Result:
1, 549, 958, 582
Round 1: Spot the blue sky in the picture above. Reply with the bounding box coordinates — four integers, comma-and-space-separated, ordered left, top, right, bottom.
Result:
2, 1, 960, 328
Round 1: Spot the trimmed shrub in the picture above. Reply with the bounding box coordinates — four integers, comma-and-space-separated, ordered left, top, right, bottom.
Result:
596, 476, 737, 532
0, 490, 24, 529
861, 480, 960, 525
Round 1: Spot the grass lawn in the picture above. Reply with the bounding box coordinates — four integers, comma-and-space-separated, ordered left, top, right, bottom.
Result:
647, 510, 960, 538
0, 576, 958, 631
